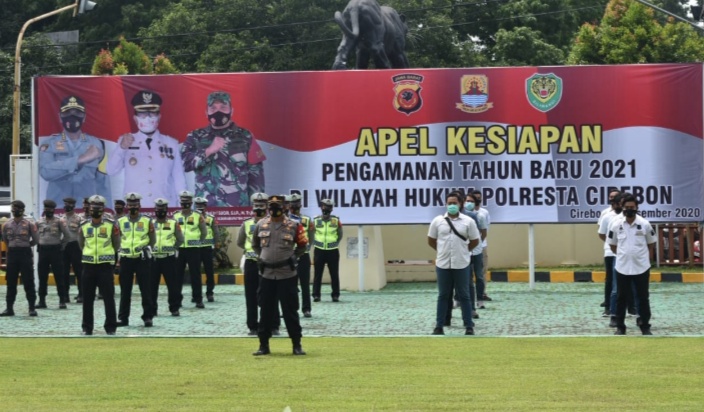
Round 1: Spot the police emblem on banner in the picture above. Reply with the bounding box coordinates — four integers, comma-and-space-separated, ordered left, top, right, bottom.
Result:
456, 75, 493, 113
392, 74, 423, 115
526, 73, 563, 112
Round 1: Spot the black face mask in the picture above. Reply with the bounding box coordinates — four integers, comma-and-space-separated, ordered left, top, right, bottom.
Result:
61, 115, 84, 133
322, 207, 332, 216
613, 206, 623, 214
474, 199, 482, 206
128, 207, 139, 216
208, 111, 231, 127
623, 209, 637, 218
268, 204, 283, 217
181, 202, 192, 209
254, 208, 267, 218
45, 211, 55, 219
91, 209, 103, 219
290, 204, 301, 214
12, 209, 23, 218
155, 210, 167, 219
114, 207, 124, 215
64, 205, 74, 212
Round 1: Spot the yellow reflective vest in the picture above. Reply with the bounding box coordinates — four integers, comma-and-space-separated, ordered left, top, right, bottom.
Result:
174, 211, 202, 248
81, 220, 116, 264
118, 215, 152, 257
313, 216, 340, 250
154, 218, 178, 257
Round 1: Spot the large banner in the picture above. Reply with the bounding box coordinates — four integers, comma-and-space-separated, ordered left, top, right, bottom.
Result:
34, 64, 704, 225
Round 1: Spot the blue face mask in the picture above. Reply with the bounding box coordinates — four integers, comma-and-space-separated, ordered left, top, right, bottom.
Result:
447, 204, 460, 215
464, 202, 475, 211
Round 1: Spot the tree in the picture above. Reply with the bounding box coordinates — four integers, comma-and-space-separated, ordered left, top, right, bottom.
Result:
90, 37, 178, 75
567, 0, 704, 64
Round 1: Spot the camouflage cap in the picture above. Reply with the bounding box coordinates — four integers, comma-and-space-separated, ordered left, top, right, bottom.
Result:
131, 90, 162, 112
60, 95, 85, 113
125, 192, 142, 202
179, 190, 194, 199
88, 195, 107, 205
154, 198, 169, 207
194, 197, 208, 205
62, 197, 76, 204
11, 200, 26, 209
207, 91, 231, 106
251, 192, 268, 202
268, 195, 285, 205
43, 199, 57, 208
320, 199, 334, 207
289, 193, 302, 202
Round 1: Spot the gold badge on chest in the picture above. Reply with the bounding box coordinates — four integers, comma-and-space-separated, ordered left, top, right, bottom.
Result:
129, 157, 138, 166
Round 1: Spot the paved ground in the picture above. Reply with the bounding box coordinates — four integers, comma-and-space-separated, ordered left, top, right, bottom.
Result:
1, 281, 702, 337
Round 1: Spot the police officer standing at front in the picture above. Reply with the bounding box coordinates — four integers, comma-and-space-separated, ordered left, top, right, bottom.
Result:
1, 200, 38, 317
116, 192, 156, 327
78, 195, 119, 335
150, 198, 184, 317
61, 197, 84, 303
174, 191, 207, 309
288, 193, 315, 317
252, 195, 308, 356
36, 199, 71, 309
312, 199, 344, 303
194, 197, 218, 302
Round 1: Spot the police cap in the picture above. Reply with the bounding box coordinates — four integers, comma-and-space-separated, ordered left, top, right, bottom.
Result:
268, 195, 285, 205
194, 197, 208, 205
131, 90, 162, 112
43, 199, 57, 208
289, 193, 302, 202
88, 195, 106, 205
114, 199, 126, 206
125, 192, 142, 202
179, 190, 194, 199
251, 192, 268, 202
11, 200, 26, 209
284, 195, 293, 202
320, 199, 334, 207
207, 91, 231, 106
63, 197, 76, 204
60, 96, 85, 113
154, 198, 169, 207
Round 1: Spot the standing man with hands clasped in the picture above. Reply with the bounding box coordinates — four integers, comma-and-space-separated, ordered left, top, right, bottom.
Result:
607, 194, 657, 336
428, 192, 480, 336
1, 200, 38, 317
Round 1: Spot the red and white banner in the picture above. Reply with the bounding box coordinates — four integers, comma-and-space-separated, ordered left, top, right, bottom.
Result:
34, 64, 704, 225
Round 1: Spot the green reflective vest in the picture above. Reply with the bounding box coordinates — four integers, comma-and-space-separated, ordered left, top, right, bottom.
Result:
118, 215, 152, 257
242, 218, 258, 260
174, 211, 202, 248
81, 220, 116, 264
154, 218, 177, 257
314, 216, 340, 250
201, 213, 215, 247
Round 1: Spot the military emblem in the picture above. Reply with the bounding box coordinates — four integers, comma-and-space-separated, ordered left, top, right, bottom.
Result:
456, 75, 493, 114
392, 74, 423, 115
526, 73, 563, 112
129, 157, 137, 166
141, 92, 153, 104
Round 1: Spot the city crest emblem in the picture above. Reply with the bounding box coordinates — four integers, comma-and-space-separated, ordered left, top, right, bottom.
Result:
526, 73, 563, 112
456, 75, 493, 113
392, 74, 423, 115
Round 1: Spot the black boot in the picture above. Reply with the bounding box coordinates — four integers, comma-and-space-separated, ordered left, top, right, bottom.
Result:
0, 306, 15, 317
28, 305, 38, 317
36, 297, 47, 309
253, 339, 270, 356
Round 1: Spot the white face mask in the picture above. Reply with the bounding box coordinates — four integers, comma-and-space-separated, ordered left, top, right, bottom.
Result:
135, 115, 160, 134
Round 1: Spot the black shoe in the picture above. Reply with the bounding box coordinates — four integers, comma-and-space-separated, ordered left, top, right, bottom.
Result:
627, 308, 637, 316
332, 297, 339, 302
271, 329, 281, 336
614, 329, 626, 335
313, 297, 321, 302
36, 301, 47, 309
601, 310, 610, 318
82, 330, 93, 336
248, 329, 257, 336
443, 320, 451, 327
106, 331, 116, 336
465, 327, 475, 335
252, 346, 270, 356
303, 311, 312, 318
97, 294, 103, 300
170, 310, 180, 317
641, 328, 652, 335
116, 321, 129, 327
293, 346, 307, 356
195, 302, 205, 309
600, 302, 606, 308
191, 297, 196, 303
144, 319, 153, 327
0, 309, 15, 317
28, 309, 38, 317
207, 294, 214, 303
482, 294, 493, 302
636, 317, 643, 327
59, 302, 67, 309
472, 311, 479, 319
609, 317, 618, 328
432, 327, 444, 335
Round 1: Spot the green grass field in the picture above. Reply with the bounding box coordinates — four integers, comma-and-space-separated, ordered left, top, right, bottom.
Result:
2, 337, 702, 411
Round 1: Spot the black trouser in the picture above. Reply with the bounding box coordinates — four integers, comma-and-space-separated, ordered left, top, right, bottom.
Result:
615, 270, 651, 332
243, 259, 280, 331
604, 256, 614, 307
63, 241, 83, 299
297, 253, 312, 312
5, 247, 36, 309
177, 247, 202, 305
151, 255, 180, 314
82, 263, 117, 333
199, 246, 215, 296
258, 276, 301, 346
118, 257, 154, 322
38, 244, 65, 302
313, 248, 340, 299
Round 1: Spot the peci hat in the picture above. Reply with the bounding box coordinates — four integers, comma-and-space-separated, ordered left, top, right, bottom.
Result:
63, 197, 77, 204
60, 96, 85, 113
11, 200, 26, 209
131, 90, 162, 112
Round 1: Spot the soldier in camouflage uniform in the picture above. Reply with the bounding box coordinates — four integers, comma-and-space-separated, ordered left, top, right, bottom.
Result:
180, 91, 266, 206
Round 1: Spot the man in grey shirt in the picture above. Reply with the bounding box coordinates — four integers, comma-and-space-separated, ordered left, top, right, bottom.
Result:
37, 199, 71, 309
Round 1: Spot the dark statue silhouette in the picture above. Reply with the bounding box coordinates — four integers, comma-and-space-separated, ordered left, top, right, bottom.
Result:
332, 0, 410, 70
